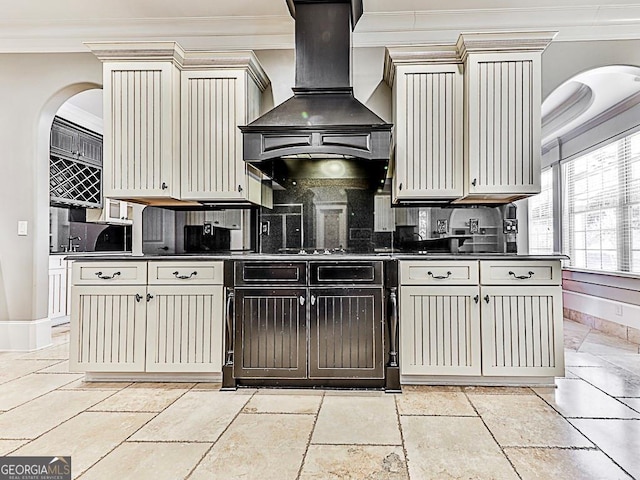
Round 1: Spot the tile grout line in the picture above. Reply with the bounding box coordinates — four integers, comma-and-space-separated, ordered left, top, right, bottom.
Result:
393, 393, 411, 480
0, 374, 89, 414
74, 382, 198, 479
529, 377, 638, 479
0, 359, 70, 386
183, 389, 258, 480
462, 388, 524, 480
1, 384, 131, 462
295, 391, 325, 480
564, 366, 640, 409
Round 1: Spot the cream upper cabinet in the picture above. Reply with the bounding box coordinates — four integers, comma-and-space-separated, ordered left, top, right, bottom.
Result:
384, 47, 464, 203
87, 42, 183, 203
455, 32, 556, 204
180, 52, 271, 205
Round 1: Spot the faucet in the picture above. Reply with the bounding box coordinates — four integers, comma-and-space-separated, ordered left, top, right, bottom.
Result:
68, 236, 81, 252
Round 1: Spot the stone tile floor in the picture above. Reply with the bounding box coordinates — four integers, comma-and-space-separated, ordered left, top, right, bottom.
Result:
0, 319, 639, 479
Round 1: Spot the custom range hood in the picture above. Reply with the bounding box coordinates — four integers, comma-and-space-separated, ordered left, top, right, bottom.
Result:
240, 0, 392, 188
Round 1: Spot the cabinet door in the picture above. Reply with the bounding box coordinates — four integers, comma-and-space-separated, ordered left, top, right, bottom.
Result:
48, 259, 68, 320
480, 286, 564, 376
181, 70, 254, 201
393, 64, 463, 201
76, 130, 103, 166
145, 285, 224, 373
309, 288, 384, 379
50, 119, 78, 159
400, 286, 481, 375
465, 54, 541, 198
373, 194, 394, 232
69, 285, 147, 372
103, 61, 179, 198
234, 288, 307, 379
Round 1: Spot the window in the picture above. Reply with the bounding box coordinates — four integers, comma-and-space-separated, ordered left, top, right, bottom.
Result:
562, 130, 640, 273
528, 168, 554, 254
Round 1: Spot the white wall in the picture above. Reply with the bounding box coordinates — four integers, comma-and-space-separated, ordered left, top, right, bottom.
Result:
0, 52, 102, 349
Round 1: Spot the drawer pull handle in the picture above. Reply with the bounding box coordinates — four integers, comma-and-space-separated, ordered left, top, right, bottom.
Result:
173, 271, 197, 279
428, 271, 451, 280
147, 293, 154, 302
474, 295, 479, 304
135, 294, 143, 303
95, 271, 121, 280
508, 270, 535, 280
484, 295, 490, 304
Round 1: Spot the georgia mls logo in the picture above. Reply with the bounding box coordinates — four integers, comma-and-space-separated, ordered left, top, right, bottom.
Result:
0, 456, 71, 480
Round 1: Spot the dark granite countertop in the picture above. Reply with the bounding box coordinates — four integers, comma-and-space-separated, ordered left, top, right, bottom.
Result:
65, 252, 568, 261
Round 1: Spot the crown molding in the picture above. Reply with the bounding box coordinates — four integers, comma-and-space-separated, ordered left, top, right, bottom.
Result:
182, 50, 271, 91
383, 45, 460, 86
84, 41, 186, 67
456, 31, 557, 61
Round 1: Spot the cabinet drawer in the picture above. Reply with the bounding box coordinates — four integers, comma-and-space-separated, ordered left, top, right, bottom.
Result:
148, 261, 223, 285
400, 260, 479, 285
480, 260, 561, 286
310, 262, 383, 286
235, 262, 306, 286
72, 262, 147, 285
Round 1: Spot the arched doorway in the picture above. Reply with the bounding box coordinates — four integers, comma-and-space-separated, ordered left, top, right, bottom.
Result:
47, 87, 106, 326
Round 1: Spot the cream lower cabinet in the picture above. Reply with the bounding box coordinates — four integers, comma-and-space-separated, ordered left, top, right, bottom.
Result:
48, 256, 69, 321
145, 260, 224, 373
480, 286, 563, 376
399, 259, 564, 379
400, 286, 481, 375
70, 261, 224, 374
70, 285, 147, 372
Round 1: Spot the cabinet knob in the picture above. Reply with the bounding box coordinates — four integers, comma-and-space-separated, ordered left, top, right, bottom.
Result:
135, 294, 143, 303
238, 184, 243, 193
471, 178, 477, 187
147, 293, 154, 302
398, 183, 403, 191
161, 182, 168, 190
299, 296, 305, 306
484, 295, 490, 304
474, 295, 479, 304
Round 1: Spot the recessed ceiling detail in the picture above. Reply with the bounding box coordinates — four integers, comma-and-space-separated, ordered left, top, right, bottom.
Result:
542, 65, 640, 148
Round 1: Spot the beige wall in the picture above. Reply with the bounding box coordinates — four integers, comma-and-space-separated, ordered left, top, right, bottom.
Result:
0, 52, 101, 326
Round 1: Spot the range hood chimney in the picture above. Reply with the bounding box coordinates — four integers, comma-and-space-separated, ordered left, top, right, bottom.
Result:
241, 0, 392, 187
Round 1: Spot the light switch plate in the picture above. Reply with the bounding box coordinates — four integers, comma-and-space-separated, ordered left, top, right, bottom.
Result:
17, 220, 28, 236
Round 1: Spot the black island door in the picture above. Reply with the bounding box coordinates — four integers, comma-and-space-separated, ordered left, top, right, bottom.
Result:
234, 288, 307, 379
309, 287, 384, 379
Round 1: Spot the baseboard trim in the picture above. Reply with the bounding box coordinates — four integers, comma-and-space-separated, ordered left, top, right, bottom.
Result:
0, 318, 52, 351
400, 375, 557, 387
84, 372, 222, 383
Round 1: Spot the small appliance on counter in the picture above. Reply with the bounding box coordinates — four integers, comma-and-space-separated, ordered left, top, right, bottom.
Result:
184, 225, 231, 253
